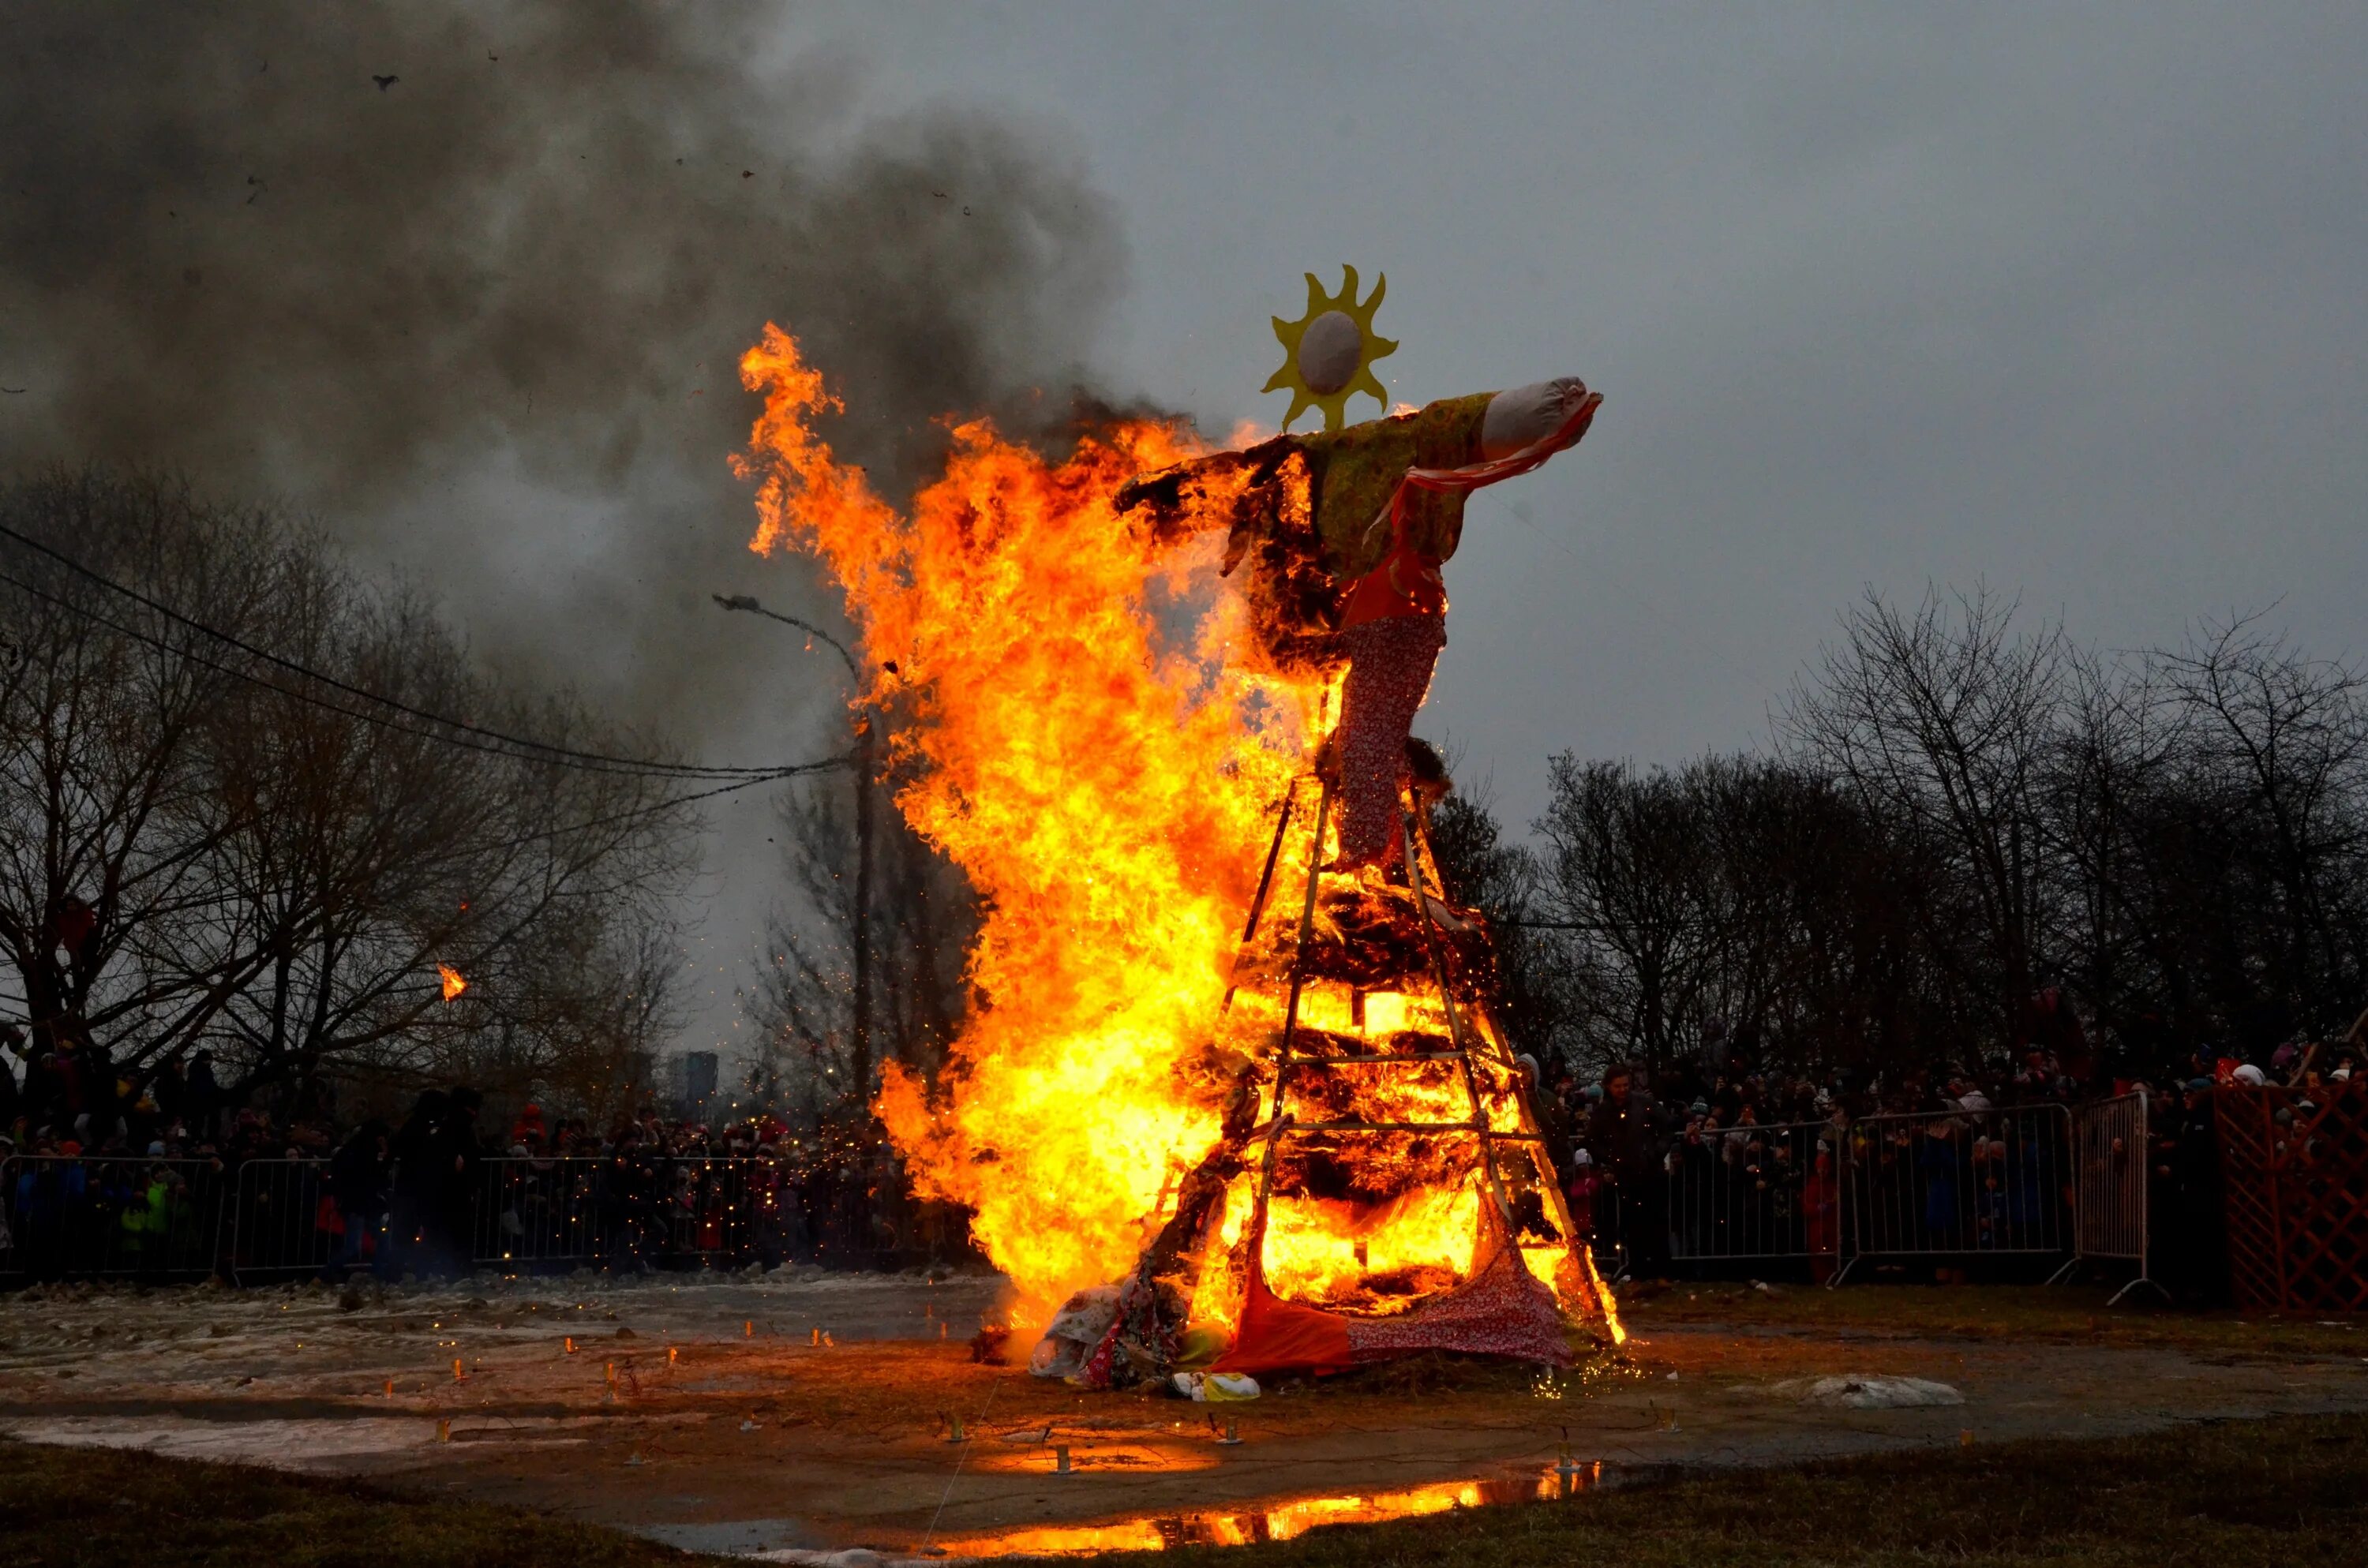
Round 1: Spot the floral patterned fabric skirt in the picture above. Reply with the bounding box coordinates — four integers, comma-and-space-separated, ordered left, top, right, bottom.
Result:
1336, 612, 1447, 866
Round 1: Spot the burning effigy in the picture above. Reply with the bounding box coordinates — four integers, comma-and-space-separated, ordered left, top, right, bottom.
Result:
736, 266, 1618, 1390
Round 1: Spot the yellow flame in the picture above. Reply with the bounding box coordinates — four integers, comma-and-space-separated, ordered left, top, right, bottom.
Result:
739, 324, 1315, 1315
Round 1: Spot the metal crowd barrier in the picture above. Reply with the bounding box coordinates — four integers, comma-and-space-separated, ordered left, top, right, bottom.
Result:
1833, 1102, 2072, 1281
1665, 1117, 1838, 1264
2, 1153, 834, 1285
0, 1154, 230, 1282
227, 1157, 340, 1282
2062, 1092, 2166, 1303
475, 1156, 613, 1269
471, 1154, 809, 1273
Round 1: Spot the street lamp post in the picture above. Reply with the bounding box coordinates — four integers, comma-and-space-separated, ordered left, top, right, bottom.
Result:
713, 594, 875, 1111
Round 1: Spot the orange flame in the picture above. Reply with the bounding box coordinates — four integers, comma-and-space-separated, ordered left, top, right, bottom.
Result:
438, 964, 468, 1003
738, 325, 1317, 1313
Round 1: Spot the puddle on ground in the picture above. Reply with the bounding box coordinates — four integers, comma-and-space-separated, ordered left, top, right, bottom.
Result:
965, 1438, 1222, 1476
925, 1461, 1609, 1557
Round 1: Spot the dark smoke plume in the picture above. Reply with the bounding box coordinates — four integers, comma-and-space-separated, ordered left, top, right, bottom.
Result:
0, 0, 1126, 722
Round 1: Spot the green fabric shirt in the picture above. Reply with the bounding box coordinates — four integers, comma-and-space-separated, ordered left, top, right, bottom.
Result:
1297, 392, 1493, 581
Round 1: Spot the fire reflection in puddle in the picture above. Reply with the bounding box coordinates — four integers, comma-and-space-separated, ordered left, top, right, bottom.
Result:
929, 1461, 1604, 1556
968, 1441, 1220, 1476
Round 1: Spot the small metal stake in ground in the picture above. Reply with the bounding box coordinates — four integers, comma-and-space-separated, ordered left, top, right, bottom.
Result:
1053, 1445, 1072, 1474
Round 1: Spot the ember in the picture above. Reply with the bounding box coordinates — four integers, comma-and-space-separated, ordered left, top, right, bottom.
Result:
437, 964, 468, 1002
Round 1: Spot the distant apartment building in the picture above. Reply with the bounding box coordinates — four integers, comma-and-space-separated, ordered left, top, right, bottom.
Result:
666, 1050, 720, 1121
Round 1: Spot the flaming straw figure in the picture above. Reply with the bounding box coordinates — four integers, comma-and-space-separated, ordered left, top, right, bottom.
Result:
438, 964, 468, 1003
737, 325, 1319, 1316
736, 319, 1617, 1355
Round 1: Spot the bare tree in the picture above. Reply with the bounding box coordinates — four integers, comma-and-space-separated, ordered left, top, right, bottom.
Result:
745, 764, 974, 1133
1782, 586, 2070, 1038
0, 472, 277, 1065
1, 468, 700, 1123
1534, 754, 1733, 1076
2155, 615, 2368, 1038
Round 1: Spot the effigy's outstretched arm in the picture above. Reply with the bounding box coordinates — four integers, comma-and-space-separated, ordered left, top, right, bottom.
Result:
1113, 432, 1297, 518
1112, 433, 1303, 576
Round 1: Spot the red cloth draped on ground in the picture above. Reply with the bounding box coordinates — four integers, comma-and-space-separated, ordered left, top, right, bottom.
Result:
1328, 391, 1603, 867
1208, 1270, 1358, 1377
1343, 1235, 1571, 1366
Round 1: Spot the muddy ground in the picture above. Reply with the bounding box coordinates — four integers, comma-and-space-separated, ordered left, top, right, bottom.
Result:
3, 1272, 2364, 1560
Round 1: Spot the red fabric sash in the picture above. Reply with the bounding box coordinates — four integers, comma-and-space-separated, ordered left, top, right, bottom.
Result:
1336, 391, 1602, 627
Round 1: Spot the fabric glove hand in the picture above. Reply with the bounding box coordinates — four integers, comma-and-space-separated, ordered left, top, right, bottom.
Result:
1480, 376, 1592, 460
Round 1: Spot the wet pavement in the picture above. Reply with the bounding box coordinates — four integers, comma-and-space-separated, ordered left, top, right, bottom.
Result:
5, 1271, 2366, 1562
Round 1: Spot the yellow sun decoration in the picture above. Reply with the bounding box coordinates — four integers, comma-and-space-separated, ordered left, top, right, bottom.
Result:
1264, 264, 1398, 432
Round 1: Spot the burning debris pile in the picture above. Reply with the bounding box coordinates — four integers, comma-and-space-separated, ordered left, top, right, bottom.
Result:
1058, 765, 1624, 1385
736, 324, 1616, 1389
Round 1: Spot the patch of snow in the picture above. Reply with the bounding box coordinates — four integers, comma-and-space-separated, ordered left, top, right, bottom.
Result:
0, 1413, 595, 1469
1770, 1375, 1965, 1409
0, 1415, 441, 1466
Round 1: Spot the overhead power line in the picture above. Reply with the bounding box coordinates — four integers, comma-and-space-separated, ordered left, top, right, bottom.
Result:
420, 758, 853, 866
0, 521, 816, 782
0, 563, 802, 784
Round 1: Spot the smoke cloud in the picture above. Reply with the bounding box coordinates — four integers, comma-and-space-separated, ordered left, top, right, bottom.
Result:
0, 0, 1127, 725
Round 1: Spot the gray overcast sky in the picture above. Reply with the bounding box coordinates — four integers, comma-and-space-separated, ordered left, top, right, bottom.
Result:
9, 3, 2363, 1060
795, 0, 2367, 826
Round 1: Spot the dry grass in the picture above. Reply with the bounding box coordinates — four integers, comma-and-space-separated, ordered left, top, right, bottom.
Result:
0, 1438, 721, 1568
1621, 1279, 2367, 1358
1108, 1412, 2368, 1568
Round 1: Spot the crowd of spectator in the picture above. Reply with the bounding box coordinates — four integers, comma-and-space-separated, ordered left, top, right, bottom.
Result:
1519, 1006, 2361, 1299
6, 1005, 2362, 1300
1, 1029, 956, 1283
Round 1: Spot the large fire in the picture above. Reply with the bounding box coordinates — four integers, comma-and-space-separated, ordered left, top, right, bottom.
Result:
738, 324, 1613, 1344
739, 325, 1312, 1312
